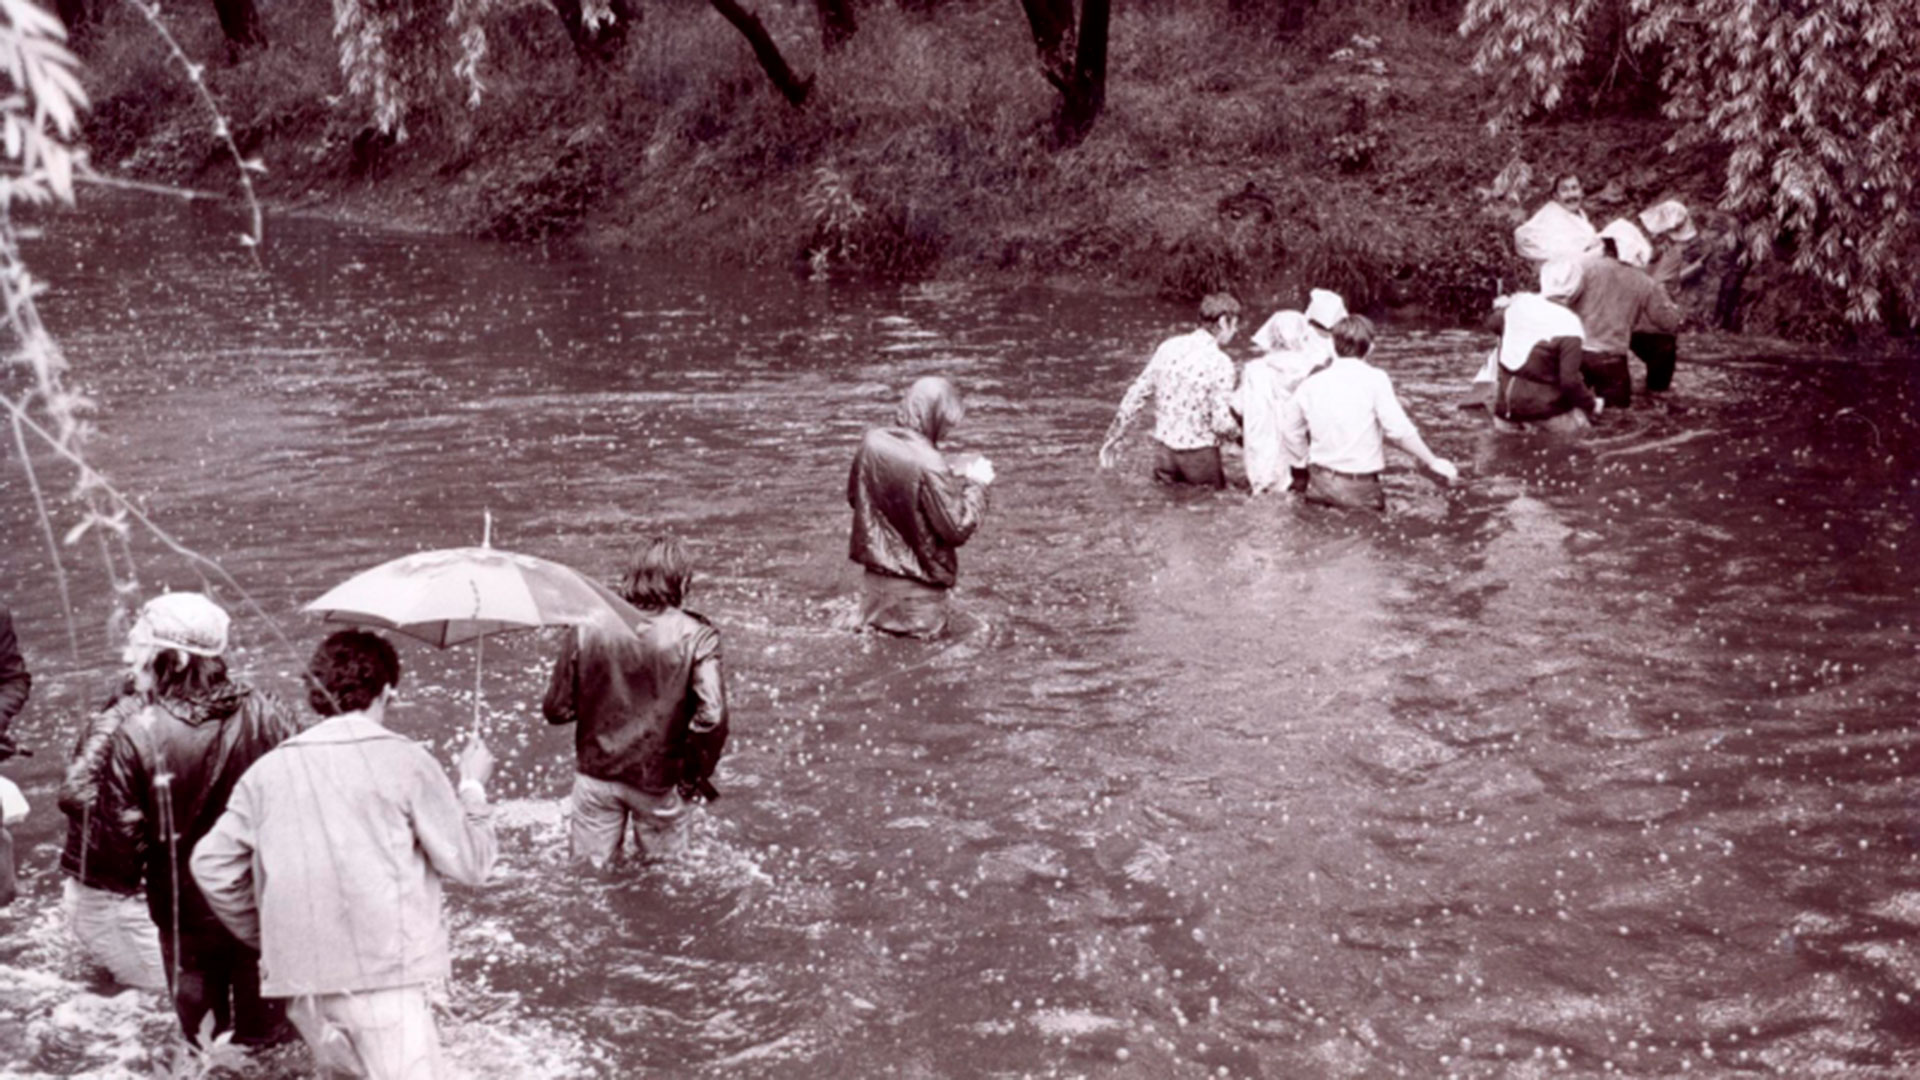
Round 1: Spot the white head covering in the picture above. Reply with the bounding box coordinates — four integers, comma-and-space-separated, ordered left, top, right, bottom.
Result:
1499, 293, 1585, 372
1598, 219, 1653, 268
1250, 310, 1313, 354
1303, 289, 1348, 332
1638, 199, 1697, 242
1539, 258, 1583, 301
128, 592, 230, 658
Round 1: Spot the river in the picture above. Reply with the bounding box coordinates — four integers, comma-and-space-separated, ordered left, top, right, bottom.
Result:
1, 195, 1917, 1077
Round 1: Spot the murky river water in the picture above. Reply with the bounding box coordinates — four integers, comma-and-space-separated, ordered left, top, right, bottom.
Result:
2, 196, 1917, 1077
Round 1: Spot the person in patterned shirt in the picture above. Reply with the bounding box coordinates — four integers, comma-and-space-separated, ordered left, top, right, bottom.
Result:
1098, 293, 1243, 488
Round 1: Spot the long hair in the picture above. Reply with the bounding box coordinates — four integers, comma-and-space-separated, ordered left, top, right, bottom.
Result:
148, 650, 229, 701
620, 535, 692, 611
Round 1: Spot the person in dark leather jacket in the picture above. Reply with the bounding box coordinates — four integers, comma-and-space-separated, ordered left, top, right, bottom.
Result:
95, 592, 300, 1048
846, 376, 994, 637
543, 535, 729, 867
0, 606, 29, 909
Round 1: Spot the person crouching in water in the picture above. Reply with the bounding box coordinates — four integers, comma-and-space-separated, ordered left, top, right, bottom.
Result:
542, 536, 731, 866
847, 376, 995, 638
1098, 293, 1242, 488
1280, 316, 1459, 511
1489, 259, 1601, 434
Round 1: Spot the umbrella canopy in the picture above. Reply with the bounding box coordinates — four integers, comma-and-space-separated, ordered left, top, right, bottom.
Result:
304, 546, 641, 648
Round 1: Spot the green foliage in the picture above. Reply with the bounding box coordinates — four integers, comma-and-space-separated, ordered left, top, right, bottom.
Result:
1460, 0, 1920, 326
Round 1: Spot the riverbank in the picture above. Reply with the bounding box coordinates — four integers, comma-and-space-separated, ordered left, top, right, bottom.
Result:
68, 0, 1893, 344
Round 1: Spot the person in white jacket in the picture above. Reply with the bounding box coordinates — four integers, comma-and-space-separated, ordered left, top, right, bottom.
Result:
1236, 310, 1321, 495
192, 630, 497, 1079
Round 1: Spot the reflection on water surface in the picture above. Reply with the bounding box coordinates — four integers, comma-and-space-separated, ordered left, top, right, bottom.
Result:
1, 197, 1917, 1077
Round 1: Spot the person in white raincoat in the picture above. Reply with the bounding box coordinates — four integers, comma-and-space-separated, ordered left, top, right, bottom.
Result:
1236, 310, 1322, 494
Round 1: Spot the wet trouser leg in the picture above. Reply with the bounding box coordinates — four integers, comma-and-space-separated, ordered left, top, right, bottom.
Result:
1580, 350, 1632, 409
858, 570, 951, 639
570, 773, 691, 866
0, 825, 13, 908
1631, 331, 1678, 392
1151, 443, 1226, 489
160, 924, 289, 1046
1305, 466, 1386, 511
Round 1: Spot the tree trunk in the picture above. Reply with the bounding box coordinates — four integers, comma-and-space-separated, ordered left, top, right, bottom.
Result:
815, 0, 857, 51
211, 0, 266, 48
1020, 0, 1076, 92
709, 0, 813, 106
551, 0, 636, 62
1053, 0, 1108, 146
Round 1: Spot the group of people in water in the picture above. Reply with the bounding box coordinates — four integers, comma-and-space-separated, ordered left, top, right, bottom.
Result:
0, 172, 1703, 1077
0, 534, 731, 1077
1087, 173, 1696, 509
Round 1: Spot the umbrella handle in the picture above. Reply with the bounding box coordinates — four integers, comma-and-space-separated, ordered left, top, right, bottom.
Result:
471, 632, 485, 738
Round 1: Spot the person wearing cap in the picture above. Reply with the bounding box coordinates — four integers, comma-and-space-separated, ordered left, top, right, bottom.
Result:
1099, 293, 1243, 488
1236, 310, 1321, 495
0, 606, 29, 909
1279, 316, 1459, 511
96, 592, 301, 1049
1486, 259, 1600, 433
542, 535, 730, 864
1574, 221, 1683, 408
194, 629, 497, 1080
847, 376, 995, 638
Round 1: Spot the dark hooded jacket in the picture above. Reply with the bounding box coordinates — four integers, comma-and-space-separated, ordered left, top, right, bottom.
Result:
0, 608, 28, 745
98, 679, 300, 937
847, 378, 989, 589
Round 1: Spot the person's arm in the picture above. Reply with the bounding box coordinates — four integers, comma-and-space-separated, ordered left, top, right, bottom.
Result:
189, 784, 262, 948
541, 629, 580, 725
409, 743, 497, 888
57, 700, 127, 819
0, 611, 30, 748
918, 468, 988, 548
1098, 362, 1155, 466
1279, 385, 1311, 479
97, 727, 152, 887
1547, 337, 1599, 415
1642, 278, 1684, 333
1376, 375, 1457, 483
677, 622, 729, 796
1209, 358, 1241, 440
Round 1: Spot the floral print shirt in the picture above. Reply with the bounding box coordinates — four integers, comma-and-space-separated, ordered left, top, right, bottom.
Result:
1107, 328, 1238, 452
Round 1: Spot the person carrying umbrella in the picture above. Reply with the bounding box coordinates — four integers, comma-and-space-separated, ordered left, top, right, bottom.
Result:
541, 535, 730, 867
192, 628, 498, 1079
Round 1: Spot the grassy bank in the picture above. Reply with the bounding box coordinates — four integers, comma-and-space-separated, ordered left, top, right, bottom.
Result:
72, 0, 1834, 337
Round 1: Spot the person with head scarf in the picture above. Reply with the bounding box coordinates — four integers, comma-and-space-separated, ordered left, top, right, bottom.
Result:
1488, 259, 1600, 433
1279, 316, 1459, 511
95, 592, 301, 1050
847, 376, 995, 638
1237, 310, 1321, 494
1301, 289, 1349, 364
1098, 293, 1243, 488
1575, 220, 1684, 408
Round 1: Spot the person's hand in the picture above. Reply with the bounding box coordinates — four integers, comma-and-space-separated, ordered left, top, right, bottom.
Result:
1097, 439, 1119, 469
962, 455, 996, 486
1492, 294, 1513, 311
1429, 458, 1460, 485
457, 733, 495, 791
1592, 398, 1605, 418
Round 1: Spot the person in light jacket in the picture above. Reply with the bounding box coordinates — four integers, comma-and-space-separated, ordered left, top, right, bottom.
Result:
192, 629, 497, 1080
847, 376, 994, 638
542, 535, 730, 866
1280, 316, 1459, 511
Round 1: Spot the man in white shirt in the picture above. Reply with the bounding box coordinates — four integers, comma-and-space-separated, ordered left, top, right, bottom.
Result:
1098, 293, 1242, 488
1280, 316, 1458, 510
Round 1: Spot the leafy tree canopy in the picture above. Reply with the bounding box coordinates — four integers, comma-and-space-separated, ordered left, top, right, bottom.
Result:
1461, 0, 1918, 325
